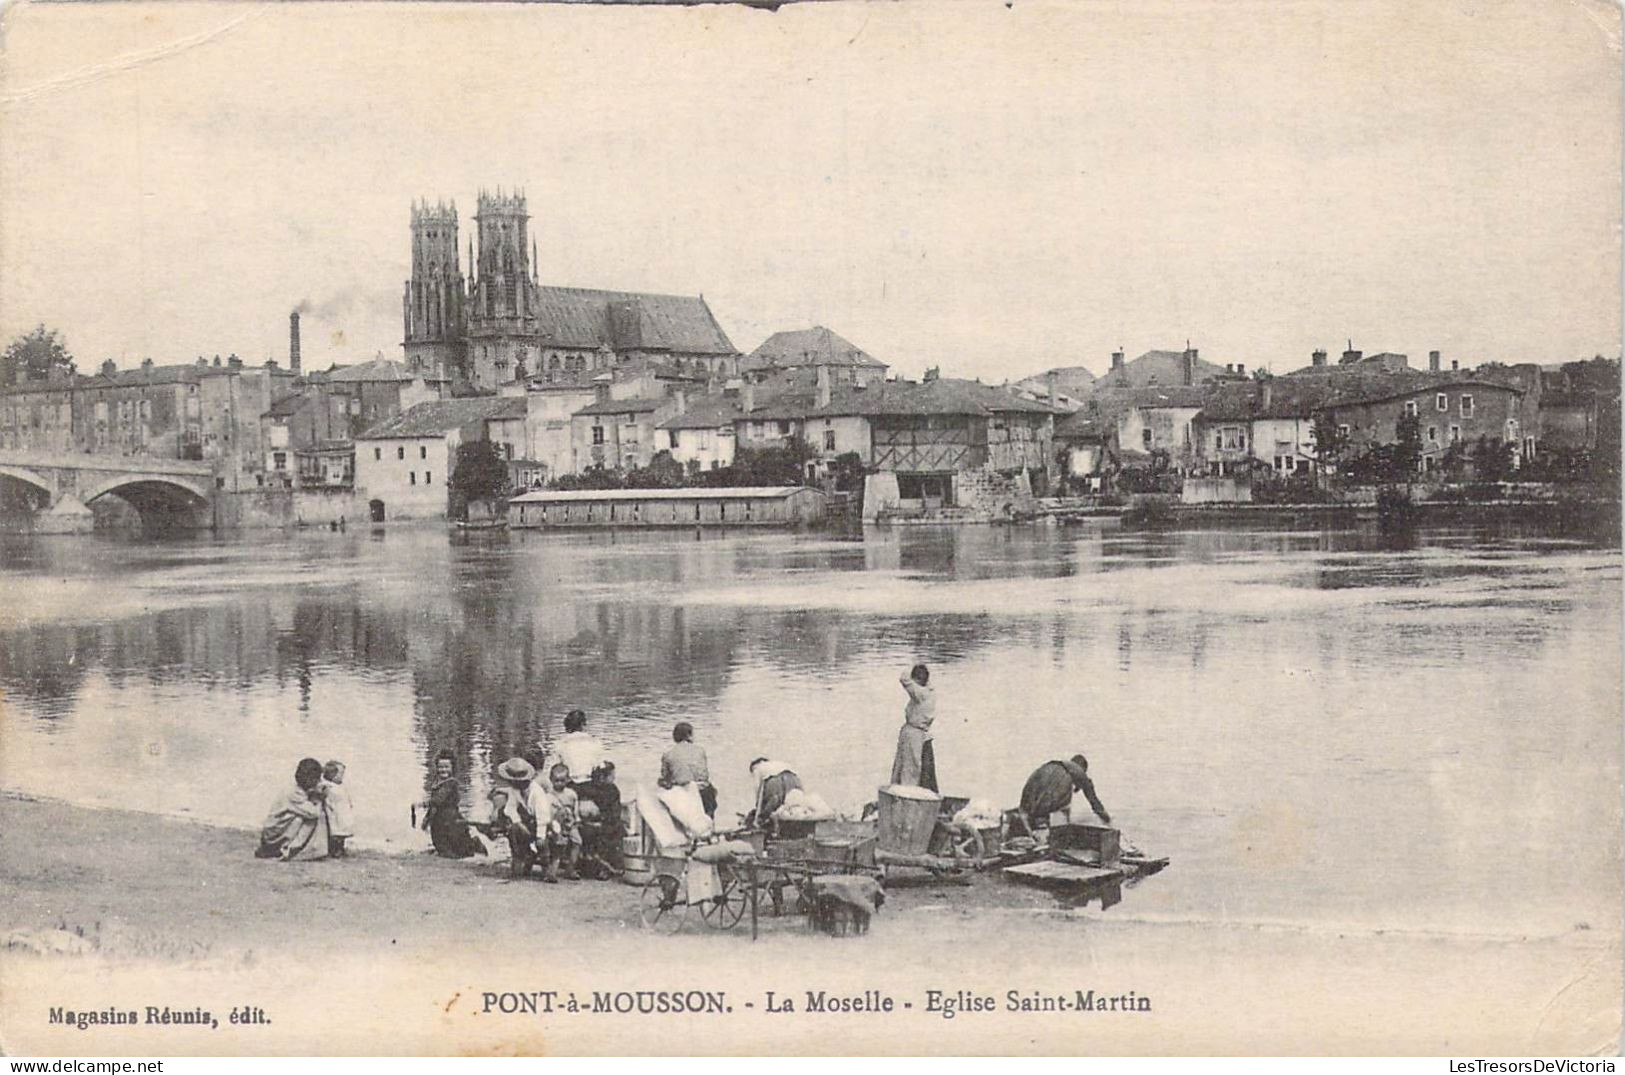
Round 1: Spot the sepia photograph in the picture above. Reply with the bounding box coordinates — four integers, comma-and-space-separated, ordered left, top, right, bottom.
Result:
0, 0, 1620, 1058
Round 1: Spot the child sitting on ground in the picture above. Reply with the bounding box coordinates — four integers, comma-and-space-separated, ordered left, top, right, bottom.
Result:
321, 760, 354, 858
544, 763, 582, 882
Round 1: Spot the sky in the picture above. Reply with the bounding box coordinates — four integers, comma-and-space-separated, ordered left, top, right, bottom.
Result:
0, 0, 1619, 382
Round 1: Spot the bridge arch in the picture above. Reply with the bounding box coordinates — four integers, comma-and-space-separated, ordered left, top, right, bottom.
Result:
80, 473, 212, 507
0, 464, 54, 499
80, 475, 212, 530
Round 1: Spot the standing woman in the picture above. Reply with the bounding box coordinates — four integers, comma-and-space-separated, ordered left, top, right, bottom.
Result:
889, 663, 938, 792
419, 749, 488, 858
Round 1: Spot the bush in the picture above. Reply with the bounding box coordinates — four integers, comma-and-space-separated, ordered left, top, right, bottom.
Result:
1250, 474, 1337, 504
1121, 497, 1177, 529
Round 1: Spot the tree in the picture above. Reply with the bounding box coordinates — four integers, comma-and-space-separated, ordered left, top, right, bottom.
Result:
625, 450, 684, 489
1394, 412, 1423, 478
449, 439, 509, 517
1470, 435, 1514, 482
1, 324, 75, 388
1309, 412, 1349, 477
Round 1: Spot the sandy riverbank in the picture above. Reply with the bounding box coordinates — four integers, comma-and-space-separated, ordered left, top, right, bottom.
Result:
1, 794, 1618, 1055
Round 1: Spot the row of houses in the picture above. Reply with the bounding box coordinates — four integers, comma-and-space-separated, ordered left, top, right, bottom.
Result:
1051, 348, 1620, 487
352, 362, 1059, 521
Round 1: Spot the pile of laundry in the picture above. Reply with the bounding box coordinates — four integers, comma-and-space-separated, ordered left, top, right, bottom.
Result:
773, 787, 835, 822
951, 799, 1003, 829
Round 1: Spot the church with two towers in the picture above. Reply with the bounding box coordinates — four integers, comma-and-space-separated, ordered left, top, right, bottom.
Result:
401, 188, 739, 392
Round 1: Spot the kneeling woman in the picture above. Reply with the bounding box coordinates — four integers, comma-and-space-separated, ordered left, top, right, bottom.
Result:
256, 757, 330, 861
420, 749, 490, 859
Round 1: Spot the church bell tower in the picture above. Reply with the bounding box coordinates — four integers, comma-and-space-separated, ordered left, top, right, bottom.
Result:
401, 199, 466, 383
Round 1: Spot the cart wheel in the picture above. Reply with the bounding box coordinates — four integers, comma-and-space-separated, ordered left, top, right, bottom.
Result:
698, 867, 748, 930
639, 873, 686, 934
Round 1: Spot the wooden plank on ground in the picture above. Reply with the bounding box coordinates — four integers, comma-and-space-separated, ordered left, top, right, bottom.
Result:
1002, 860, 1124, 890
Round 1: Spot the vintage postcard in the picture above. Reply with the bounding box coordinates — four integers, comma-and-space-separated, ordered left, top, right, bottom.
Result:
0, 0, 1620, 1057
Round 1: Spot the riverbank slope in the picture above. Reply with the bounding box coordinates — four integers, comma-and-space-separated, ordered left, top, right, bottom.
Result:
1, 794, 1617, 1055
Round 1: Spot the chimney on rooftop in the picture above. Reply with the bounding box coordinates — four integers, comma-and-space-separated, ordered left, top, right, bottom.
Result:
1111, 350, 1125, 371
1342, 344, 1361, 365
1261, 381, 1273, 411
1451, 359, 1459, 371
1429, 350, 1441, 372
1237, 363, 1246, 377
816, 365, 832, 409
1046, 370, 1057, 408
289, 310, 302, 375
1312, 349, 1327, 368
228, 355, 243, 369
1182, 348, 1197, 386
923, 366, 940, 383
100, 359, 117, 376
141, 357, 154, 369
675, 389, 687, 415
743, 382, 756, 413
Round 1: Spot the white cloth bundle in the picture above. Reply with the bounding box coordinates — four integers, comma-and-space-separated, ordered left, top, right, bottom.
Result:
774, 787, 835, 822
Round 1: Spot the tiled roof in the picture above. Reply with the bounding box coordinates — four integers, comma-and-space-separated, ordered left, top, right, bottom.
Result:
811, 378, 1057, 418
742, 327, 884, 371
83, 363, 206, 389
1090, 385, 1210, 409
530, 287, 736, 355
263, 393, 308, 419
1053, 411, 1113, 439
573, 396, 666, 417
1197, 373, 1522, 421
1091, 349, 1232, 389
357, 397, 515, 439
327, 359, 417, 383
658, 396, 744, 430
486, 397, 529, 420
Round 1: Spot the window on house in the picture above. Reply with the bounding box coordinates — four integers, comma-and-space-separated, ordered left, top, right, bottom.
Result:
824, 430, 836, 451
1338, 424, 1351, 438
1427, 426, 1438, 444
709, 460, 719, 470
273, 451, 287, 471
1460, 395, 1474, 417
778, 420, 791, 436
374, 447, 382, 460
1436, 394, 1448, 412
669, 430, 681, 449
410, 472, 417, 485
592, 425, 605, 445
420, 446, 427, 459
425, 471, 432, 484
1141, 429, 1152, 448
1404, 400, 1418, 417
1449, 425, 1461, 443
397, 446, 405, 460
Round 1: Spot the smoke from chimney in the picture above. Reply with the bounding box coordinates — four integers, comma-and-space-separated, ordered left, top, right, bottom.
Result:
289, 310, 302, 375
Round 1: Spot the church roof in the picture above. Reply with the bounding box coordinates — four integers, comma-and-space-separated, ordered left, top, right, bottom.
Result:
528, 287, 737, 356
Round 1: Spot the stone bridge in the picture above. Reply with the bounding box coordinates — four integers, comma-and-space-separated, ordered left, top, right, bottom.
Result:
0, 450, 217, 533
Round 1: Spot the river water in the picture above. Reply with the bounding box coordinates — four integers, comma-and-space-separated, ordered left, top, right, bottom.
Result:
1, 520, 1619, 940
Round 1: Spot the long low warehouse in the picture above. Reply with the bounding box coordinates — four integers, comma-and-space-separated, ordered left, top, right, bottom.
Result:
508, 486, 828, 529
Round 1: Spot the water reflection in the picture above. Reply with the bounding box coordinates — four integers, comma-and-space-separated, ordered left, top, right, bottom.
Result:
1, 519, 1619, 938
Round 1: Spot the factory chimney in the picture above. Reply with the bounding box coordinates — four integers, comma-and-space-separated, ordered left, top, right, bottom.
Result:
289, 310, 302, 375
